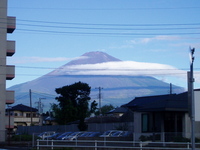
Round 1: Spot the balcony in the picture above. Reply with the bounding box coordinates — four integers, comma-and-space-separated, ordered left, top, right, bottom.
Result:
7, 16, 16, 33
6, 90, 15, 104
6, 40, 15, 56
6, 65, 15, 80
14, 117, 39, 123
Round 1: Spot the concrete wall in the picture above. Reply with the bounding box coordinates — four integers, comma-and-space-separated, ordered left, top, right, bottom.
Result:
0, 0, 7, 142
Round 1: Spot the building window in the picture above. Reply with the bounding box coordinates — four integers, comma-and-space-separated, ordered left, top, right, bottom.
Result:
14, 113, 18, 116
26, 113, 31, 117
142, 113, 149, 132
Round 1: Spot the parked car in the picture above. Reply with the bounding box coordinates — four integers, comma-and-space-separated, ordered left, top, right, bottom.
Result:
110, 131, 124, 137
56, 132, 73, 140
37, 131, 56, 140
78, 132, 93, 138
99, 130, 118, 137
44, 133, 62, 140
64, 132, 83, 141
87, 132, 101, 137
122, 131, 133, 137
111, 131, 133, 137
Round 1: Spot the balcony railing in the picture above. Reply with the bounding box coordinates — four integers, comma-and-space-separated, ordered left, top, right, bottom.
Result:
6, 40, 15, 56
7, 16, 16, 33
14, 117, 39, 122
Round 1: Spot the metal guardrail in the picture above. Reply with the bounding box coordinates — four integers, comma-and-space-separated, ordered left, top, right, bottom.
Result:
36, 139, 200, 150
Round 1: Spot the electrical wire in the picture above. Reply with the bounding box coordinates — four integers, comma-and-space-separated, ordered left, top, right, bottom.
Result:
6, 6, 200, 10
16, 18, 200, 27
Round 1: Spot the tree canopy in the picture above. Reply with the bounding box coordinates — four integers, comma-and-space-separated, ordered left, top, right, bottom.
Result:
52, 81, 97, 130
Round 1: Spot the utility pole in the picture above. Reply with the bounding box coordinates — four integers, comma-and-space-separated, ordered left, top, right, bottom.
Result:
29, 89, 33, 126
189, 47, 195, 150
169, 83, 172, 95
95, 87, 103, 132
38, 98, 46, 114
38, 98, 46, 126
95, 87, 103, 115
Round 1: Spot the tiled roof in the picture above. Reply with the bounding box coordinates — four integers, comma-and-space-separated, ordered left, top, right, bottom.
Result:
10, 104, 38, 112
107, 107, 128, 114
125, 92, 188, 112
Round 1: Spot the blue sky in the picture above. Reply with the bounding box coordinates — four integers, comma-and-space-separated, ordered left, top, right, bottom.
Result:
6, 0, 200, 90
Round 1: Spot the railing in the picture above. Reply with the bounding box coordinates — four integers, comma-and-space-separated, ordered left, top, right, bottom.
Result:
36, 139, 200, 150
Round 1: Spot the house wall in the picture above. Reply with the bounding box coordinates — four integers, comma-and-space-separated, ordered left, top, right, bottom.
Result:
133, 112, 142, 140
13, 110, 39, 126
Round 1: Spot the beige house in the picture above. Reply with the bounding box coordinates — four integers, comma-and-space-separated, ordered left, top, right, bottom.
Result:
6, 104, 39, 131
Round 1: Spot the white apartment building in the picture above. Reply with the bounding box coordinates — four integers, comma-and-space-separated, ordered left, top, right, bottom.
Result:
0, 0, 16, 141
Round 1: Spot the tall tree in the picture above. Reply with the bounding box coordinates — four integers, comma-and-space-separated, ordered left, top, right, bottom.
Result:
52, 81, 97, 130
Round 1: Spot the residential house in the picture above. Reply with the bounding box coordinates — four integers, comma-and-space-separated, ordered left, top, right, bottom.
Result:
106, 107, 128, 117
125, 90, 200, 141
6, 104, 39, 130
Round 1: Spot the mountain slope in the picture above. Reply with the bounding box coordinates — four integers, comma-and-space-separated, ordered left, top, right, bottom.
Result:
8, 51, 185, 110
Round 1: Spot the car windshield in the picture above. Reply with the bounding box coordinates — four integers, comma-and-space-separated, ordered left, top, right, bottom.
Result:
112, 131, 123, 136
70, 132, 79, 136
103, 131, 112, 135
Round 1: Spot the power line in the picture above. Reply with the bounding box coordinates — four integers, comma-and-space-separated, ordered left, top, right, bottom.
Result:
16, 18, 200, 27
14, 28, 200, 36
15, 23, 200, 31
6, 6, 200, 11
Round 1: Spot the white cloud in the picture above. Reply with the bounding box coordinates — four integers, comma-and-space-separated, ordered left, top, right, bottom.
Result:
140, 35, 182, 44
110, 35, 182, 49
53, 61, 187, 79
51, 61, 200, 87
7, 56, 86, 64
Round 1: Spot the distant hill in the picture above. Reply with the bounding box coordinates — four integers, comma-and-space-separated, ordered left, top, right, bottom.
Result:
8, 51, 185, 111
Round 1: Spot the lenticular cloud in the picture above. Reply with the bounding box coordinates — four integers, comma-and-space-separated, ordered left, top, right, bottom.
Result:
53, 61, 186, 78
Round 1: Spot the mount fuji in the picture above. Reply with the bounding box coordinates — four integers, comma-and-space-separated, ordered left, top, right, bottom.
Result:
8, 51, 185, 111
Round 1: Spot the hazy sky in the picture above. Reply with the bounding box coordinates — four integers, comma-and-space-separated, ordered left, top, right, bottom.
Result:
6, 0, 200, 90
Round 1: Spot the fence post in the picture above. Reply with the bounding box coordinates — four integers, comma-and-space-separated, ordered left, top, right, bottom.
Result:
37, 139, 39, 150
140, 141, 142, 150
187, 142, 190, 149
51, 140, 53, 150
95, 140, 97, 150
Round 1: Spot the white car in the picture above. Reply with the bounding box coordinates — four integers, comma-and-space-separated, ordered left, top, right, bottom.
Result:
64, 132, 83, 141
99, 130, 118, 137
38, 131, 56, 140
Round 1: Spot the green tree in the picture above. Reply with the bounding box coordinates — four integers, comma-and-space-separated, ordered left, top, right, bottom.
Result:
95, 104, 115, 116
52, 81, 97, 130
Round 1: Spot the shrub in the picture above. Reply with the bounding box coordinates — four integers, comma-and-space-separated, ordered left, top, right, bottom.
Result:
11, 134, 32, 141
173, 136, 190, 142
